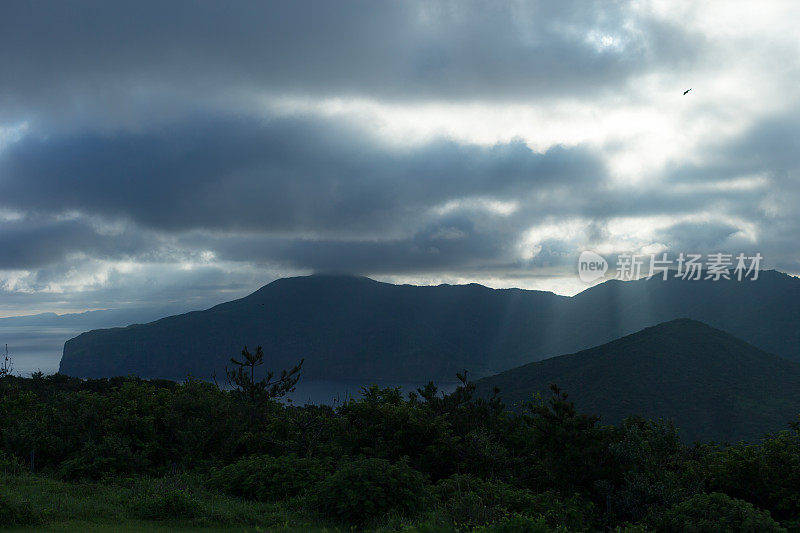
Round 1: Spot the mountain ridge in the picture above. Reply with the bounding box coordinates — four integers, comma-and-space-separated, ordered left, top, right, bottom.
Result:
59, 271, 800, 383
475, 318, 800, 442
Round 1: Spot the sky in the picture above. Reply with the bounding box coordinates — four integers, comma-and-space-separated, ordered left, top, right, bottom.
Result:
1, 0, 800, 317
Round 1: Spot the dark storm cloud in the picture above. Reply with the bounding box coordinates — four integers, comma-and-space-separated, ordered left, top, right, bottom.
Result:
202, 214, 509, 275
2, 105, 794, 276
0, 215, 154, 269
0, 114, 605, 236
0, 0, 700, 124
0, 0, 795, 320
0, 107, 619, 276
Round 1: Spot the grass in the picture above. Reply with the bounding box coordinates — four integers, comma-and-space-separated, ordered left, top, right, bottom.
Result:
1, 473, 466, 532
0, 474, 340, 532
6, 522, 269, 532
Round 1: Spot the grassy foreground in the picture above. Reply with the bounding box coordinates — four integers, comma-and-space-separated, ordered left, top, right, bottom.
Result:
1, 474, 332, 532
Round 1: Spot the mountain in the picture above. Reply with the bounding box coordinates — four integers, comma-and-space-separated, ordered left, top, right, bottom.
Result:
1, 305, 204, 376
562, 269, 800, 365
475, 319, 800, 443
59, 275, 570, 381
0, 305, 194, 329
59, 271, 800, 383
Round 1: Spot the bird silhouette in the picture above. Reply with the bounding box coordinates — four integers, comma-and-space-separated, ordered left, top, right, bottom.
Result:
683, 88, 692, 95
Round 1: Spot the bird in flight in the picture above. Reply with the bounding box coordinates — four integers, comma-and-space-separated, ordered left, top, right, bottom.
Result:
683, 88, 692, 95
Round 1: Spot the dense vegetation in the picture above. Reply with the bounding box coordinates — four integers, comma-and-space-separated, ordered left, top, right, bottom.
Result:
476, 319, 800, 443
60, 271, 800, 382
2, 362, 800, 531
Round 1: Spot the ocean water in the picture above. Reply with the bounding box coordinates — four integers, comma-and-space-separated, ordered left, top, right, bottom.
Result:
0, 325, 460, 405
0, 325, 83, 376
285, 379, 459, 406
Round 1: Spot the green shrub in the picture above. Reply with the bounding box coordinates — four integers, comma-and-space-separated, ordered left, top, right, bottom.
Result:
129, 486, 202, 521
209, 453, 330, 502
0, 451, 22, 475
601, 418, 701, 523
58, 435, 147, 481
703, 431, 800, 524
0, 491, 41, 527
658, 492, 785, 532
312, 457, 428, 525
477, 513, 553, 533
433, 475, 594, 531
434, 474, 537, 528
610, 525, 653, 533
525, 491, 596, 532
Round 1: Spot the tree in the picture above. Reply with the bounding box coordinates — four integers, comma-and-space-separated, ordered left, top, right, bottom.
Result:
658, 492, 784, 532
518, 384, 613, 496
225, 345, 303, 404
0, 344, 12, 378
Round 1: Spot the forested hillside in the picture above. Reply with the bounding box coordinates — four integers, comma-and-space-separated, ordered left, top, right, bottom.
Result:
476, 319, 800, 442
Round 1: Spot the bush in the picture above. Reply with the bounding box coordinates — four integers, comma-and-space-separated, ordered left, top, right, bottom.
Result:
433, 475, 594, 531
0, 451, 22, 475
58, 435, 147, 481
434, 474, 538, 528
703, 431, 800, 524
0, 491, 41, 527
601, 417, 701, 523
477, 513, 554, 533
312, 457, 428, 525
658, 492, 785, 532
525, 491, 596, 532
129, 485, 202, 521
610, 525, 653, 533
209, 454, 330, 502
